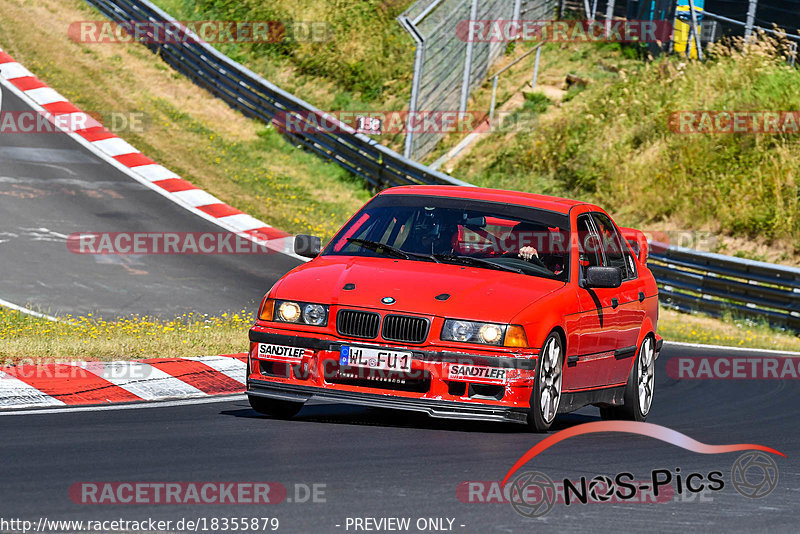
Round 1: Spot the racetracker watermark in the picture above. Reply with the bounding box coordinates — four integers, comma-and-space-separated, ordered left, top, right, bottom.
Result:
0, 111, 149, 134
666, 356, 800, 380
0, 359, 153, 380
68, 20, 332, 44
272, 110, 537, 135
69, 482, 326, 505
67, 232, 281, 255
669, 111, 800, 134
455, 20, 673, 42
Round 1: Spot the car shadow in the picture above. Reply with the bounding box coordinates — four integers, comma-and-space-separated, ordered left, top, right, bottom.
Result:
220, 402, 599, 433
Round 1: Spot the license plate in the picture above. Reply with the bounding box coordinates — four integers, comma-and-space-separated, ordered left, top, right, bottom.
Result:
339, 345, 412, 372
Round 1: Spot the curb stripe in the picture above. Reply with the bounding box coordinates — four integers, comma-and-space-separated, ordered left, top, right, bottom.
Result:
196, 203, 243, 218
0, 354, 250, 411
152, 177, 197, 192
75, 361, 205, 401
144, 358, 245, 395
183, 356, 247, 384
0, 371, 66, 408
8, 76, 45, 91
2, 365, 140, 405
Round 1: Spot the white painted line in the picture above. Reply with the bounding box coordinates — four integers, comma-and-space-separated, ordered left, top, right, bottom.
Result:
171, 189, 222, 208
218, 213, 265, 232
23, 87, 67, 106
665, 340, 800, 356
0, 297, 59, 321
184, 356, 247, 384
80, 362, 204, 400
0, 62, 33, 80
131, 163, 179, 182
92, 137, 138, 157
0, 371, 65, 408
0, 394, 246, 416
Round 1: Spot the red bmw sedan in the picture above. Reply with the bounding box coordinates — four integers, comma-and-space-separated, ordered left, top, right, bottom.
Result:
247, 186, 661, 431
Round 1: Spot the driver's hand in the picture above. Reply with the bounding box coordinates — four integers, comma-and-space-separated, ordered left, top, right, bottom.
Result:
518, 246, 538, 261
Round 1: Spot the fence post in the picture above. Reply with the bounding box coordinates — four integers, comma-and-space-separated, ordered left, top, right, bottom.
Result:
531, 44, 542, 90
745, 0, 758, 42
459, 0, 479, 113
512, 0, 521, 27
400, 16, 425, 159
605, 0, 616, 38
489, 76, 499, 122
687, 0, 704, 60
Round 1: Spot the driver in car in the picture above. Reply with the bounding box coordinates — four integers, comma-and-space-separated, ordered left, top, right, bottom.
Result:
507, 223, 564, 276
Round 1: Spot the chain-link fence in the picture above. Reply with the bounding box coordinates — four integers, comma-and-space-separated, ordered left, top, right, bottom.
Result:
398, 0, 558, 161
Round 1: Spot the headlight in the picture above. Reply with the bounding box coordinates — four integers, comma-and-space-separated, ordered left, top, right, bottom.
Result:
442, 319, 506, 345
278, 301, 302, 322
302, 303, 327, 326
269, 300, 329, 326
441, 319, 528, 347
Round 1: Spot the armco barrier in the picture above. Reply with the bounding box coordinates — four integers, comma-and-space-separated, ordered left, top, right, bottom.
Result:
83, 0, 471, 190
649, 244, 800, 331
84, 0, 800, 333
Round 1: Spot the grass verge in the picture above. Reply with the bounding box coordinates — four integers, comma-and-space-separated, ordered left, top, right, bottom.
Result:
0, 307, 251, 363
2, 305, 798, 365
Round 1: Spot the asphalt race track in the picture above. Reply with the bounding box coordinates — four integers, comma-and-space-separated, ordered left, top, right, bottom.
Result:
2, 343, 797, 533
0, 86, 300, 318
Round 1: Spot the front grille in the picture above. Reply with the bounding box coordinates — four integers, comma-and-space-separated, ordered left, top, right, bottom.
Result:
382, 314, 429, 344
336, 310, 380, 339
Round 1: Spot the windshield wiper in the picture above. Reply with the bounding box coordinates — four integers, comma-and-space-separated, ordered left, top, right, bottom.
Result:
432, 254, 523, 274
346, 238, 438, 262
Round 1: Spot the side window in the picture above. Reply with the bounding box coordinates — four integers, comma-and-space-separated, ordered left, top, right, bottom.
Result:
591, 212, 631, 279
576, 215, 602, 269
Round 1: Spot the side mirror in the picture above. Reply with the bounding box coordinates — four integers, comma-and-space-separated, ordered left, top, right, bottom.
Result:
584, 266, 622, 289
294, 235, 321, 258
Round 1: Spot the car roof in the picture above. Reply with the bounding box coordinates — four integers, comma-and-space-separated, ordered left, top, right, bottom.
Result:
379, 185, 597, 215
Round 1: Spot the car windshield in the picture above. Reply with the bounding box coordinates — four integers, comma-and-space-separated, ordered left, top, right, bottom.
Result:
323, 194, 570, 281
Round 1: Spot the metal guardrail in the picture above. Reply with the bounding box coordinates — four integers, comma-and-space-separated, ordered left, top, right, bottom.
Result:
649, 244, 800, 331
84, 0, 799, 332
83, 0, 471, 190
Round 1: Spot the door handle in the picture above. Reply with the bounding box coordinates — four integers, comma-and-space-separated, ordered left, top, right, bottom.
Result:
611, 298, 619, 309
638, 291, 645, 302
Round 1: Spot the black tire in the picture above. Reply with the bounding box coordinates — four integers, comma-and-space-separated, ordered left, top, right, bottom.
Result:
527, 331, 564, 432
600, 336, 655, 421
248, 395, 304, 419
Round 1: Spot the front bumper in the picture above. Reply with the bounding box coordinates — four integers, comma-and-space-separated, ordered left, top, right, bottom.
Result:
247, 327, 539, 424
248, 380, 529, 424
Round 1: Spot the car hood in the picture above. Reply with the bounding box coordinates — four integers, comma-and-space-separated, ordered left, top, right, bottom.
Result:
271, 256, 566, 323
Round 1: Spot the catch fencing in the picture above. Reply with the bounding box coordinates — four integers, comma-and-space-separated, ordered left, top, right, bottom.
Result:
397, 0, 558, 161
